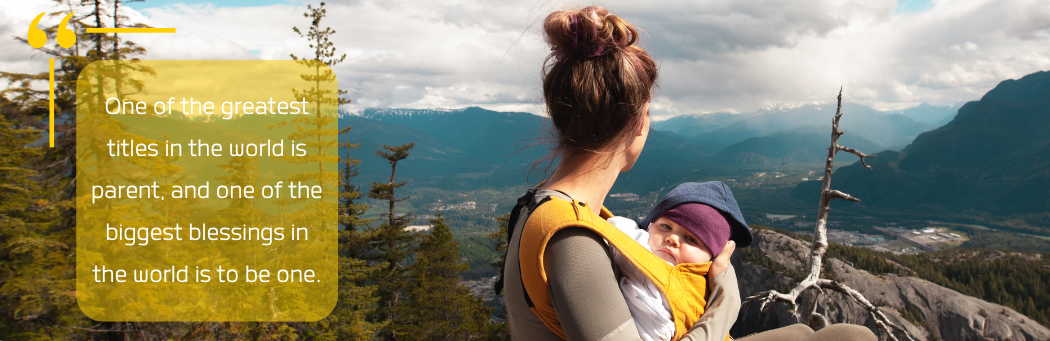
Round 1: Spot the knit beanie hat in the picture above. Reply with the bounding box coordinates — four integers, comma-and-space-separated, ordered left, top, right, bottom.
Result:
640, 181, 752, 248
655, 203, 732, 257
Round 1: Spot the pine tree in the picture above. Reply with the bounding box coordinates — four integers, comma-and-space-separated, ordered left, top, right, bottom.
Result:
335, 137, 378, 338
0, 99, 72, 338
268, 1, 346, 228
322, 256, 387, 341
0, 1, 155, 338
272, 2, 383, 339
369, 143, 415, 226
489, 213, 511, 273
214, 155, 264, 226
365, 143, 420, 341
396, 216, 500, 340
340, 147, 371, 233
339, 147, 373, 259
488, 213, 512, 339
145, 133, 200, 227
265, 14, 344, 335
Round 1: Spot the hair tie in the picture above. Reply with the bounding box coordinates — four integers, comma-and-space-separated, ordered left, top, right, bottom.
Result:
552, 12, 610, 59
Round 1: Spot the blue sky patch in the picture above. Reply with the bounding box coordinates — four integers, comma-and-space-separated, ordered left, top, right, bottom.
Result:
896, 0, 935, 14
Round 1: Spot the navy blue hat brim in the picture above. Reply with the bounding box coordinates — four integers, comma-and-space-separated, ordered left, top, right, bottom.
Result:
639, 181, 752, 249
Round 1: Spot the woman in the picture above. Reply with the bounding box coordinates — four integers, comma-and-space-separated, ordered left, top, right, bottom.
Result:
502, 6, 878, 341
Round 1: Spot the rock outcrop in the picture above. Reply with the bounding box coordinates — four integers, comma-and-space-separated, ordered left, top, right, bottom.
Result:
731, 229, 1050, 341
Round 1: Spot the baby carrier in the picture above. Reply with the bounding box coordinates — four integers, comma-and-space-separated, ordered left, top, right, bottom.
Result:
495, 187, 727, 341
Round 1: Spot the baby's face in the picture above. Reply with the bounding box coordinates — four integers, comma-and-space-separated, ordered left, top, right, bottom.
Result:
647, 217, 713, 265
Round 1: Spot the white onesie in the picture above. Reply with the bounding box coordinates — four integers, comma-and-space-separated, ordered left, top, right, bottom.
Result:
607, 216, 676, 341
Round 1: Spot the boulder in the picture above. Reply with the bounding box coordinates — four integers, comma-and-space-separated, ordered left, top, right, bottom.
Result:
731, 229, 1050, 341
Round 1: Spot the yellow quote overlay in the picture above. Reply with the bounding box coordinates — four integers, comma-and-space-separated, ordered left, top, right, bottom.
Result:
76, 61, 338, 321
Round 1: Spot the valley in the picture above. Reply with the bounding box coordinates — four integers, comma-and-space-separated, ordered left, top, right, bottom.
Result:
334, 71, 1050, 334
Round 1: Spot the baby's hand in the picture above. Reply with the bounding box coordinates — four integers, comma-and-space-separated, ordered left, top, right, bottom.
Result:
708, 240, 735, 280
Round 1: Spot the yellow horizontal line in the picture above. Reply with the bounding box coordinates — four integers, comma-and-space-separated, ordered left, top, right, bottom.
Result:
86, 28, 176, 33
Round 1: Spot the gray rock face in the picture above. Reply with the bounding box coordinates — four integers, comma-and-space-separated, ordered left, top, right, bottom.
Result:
731, 229, 1050, 341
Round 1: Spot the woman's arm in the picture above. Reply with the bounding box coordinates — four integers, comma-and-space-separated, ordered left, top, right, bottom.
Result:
681, 263, 740, 341
545, 227, 741, 341
546, 227, 639, 340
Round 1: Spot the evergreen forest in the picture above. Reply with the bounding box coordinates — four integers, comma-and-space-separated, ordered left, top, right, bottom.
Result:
0, 1, 506, 339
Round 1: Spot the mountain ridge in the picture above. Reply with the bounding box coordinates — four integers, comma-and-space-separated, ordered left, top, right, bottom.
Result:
652, 102, 940, 151
818, 70, 1050, 216
799, 70, 1050, 232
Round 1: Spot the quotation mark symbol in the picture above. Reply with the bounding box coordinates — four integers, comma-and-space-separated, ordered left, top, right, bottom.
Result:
28, 12, 76, 49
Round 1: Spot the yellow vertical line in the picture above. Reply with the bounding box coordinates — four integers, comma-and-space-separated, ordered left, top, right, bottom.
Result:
49, 58, 55, 148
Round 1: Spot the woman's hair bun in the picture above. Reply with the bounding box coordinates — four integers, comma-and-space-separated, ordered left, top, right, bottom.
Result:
538, 5, 657, 161
544, 6, 638, 59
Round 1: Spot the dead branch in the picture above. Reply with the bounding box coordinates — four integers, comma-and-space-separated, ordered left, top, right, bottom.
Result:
816, 279, 917, 341
825, 189, 859, 202
835, 144, 876, 169
742, 88, 915, 341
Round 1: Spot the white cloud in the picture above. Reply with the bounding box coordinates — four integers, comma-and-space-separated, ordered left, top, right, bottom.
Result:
2, 0, 1048, 116
0, 1, 69, 74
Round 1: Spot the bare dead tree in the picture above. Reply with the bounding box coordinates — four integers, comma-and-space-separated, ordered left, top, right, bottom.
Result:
743, 88, 916, 341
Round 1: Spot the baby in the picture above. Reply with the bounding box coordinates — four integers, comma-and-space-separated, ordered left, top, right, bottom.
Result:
607, 181, 750, 341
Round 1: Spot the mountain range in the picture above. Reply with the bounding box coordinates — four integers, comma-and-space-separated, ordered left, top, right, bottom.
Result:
340, 107, 549, 190
342, 107, 712, 193
341, 70, 1049, 234
795, 70, 1050, 233
343, 101, 951, 193
894, 103, 963, 127
652, 102, 952, 152
341, 73, 1050, 338
708, 126, 882, 166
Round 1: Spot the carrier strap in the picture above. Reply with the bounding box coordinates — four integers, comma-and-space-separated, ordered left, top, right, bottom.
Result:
518, 196, 714, 341
493, 186, 537, 295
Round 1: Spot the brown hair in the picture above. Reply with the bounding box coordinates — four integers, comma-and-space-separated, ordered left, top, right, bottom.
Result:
542, 6, 658, 158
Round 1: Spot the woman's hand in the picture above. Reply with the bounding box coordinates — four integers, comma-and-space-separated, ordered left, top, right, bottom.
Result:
708, 240, 735, 280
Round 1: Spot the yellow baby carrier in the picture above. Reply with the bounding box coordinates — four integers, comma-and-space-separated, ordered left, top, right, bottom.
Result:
495, 188, 724, 341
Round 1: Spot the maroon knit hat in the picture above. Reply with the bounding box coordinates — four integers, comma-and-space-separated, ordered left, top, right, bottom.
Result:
655, 203, 732, 257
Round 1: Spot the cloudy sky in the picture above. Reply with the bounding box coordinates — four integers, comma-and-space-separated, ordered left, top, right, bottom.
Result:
3, 0, 1049, 120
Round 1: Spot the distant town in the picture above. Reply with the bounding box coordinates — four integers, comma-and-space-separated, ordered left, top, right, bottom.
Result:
781, 218, 967, 254
400, 189, 977, 256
